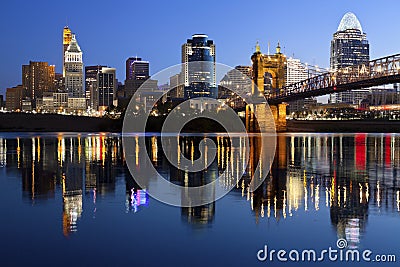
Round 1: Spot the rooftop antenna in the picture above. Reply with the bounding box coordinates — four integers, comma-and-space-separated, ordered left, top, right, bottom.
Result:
267, 41, 270, 55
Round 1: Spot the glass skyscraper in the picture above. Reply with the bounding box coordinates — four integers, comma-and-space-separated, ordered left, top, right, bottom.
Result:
182, 34, 216, 99
330, 12, 370, 104
330, 12, 369, 71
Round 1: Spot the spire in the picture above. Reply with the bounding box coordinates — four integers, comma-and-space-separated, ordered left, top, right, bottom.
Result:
255, 41, 260, 53
276, 41, 281, 54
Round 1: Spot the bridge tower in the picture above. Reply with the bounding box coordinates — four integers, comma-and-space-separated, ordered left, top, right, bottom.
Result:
249, 42, 288, 131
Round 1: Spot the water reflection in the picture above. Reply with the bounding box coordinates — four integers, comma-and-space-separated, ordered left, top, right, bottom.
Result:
0, 133, 399, 246
249, 134, 400, 249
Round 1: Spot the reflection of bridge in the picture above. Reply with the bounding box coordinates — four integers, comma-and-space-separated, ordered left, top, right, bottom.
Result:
266, 54, 400, 104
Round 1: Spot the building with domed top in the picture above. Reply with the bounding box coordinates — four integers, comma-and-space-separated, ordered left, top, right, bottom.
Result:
330, 12, 370, 104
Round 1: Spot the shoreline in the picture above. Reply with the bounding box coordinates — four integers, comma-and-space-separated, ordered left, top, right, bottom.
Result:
287, 119, 400, 133
1, 113, 400, 133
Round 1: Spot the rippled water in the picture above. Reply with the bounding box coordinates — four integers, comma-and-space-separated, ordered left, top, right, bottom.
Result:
0, 133, 399, 266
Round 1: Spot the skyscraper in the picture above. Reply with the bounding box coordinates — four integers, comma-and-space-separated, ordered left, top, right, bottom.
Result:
285, 58, 316, 112
169, 73, 184, 99
85, 66, 116, 111
98, 67, 116, 110
286, 58, 308, 86
124, 57, 150, 98
6, 85, 24, 111
182, 34, 216, 99
126, 57, 149, 81
330, 12, 370, 104
85, 65, 105, 110
63, 26, 72, 77
65, 34, 84, 98
22, 61, 55, 100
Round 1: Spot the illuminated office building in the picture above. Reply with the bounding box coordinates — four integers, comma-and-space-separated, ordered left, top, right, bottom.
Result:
285, 57, 316, 112
125, 57, 149, 98
97, 67, 116, 110
5, 85, 24, 111
65, 34, 84, 99
182, 34, 217, 99
85, 65, 105, 110
286, 58, 308, 86
330, 12, 370, 104
63, 26, 72, 77
85, 66, 116, 111
22, 61, 55, 100
169, 73, 184, 99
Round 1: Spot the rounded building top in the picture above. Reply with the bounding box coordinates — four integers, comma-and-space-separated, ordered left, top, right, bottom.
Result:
192, 34, 208, 38
337, 12, 363, 32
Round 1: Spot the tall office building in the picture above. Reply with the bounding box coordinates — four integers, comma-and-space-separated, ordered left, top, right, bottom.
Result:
219, 65, 252, 97
63, 26, 72, 77
22, 61, 55, 100
6, 85, 24, 111
124, 57, 149, 98
85, 65, 105, 110
286, 58, 308, 86
85, 66, 116, 111
285, 58, 316, 112
65, 34, 84, 98
169, 73, 184, 99
98, 67, 116, 110
126, 57, 149, 81
330, 12, 370, 104
182, 34, 216, 99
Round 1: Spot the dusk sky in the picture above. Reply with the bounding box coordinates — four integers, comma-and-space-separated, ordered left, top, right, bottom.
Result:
1, 0, 399, 96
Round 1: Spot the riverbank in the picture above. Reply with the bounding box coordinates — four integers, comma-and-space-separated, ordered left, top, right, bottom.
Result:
2, 113, 400, 133
287, 119, 400, 133
0, 113, 226, 133
0, 113, 121, 132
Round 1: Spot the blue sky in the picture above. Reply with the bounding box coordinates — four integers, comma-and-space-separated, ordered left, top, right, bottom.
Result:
1, 0, 399, 96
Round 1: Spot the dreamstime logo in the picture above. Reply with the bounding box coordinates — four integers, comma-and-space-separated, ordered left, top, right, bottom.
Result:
257, 238, 397, 263
122, 62, 276, 207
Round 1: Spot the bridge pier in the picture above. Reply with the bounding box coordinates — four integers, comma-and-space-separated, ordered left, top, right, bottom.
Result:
271, 103, 287, 132
246, 103, 287, 132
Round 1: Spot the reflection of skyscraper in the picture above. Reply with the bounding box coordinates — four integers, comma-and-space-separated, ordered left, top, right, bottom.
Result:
330, 12, 370, 104
62, 193, 83, 236
182, 34, 217, 99
62, 137, 84, 236
20, 137, 56, 201
329, 178, 368, 249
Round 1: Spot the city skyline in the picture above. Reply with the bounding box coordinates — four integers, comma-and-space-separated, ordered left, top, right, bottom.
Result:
1, 1, 399, 96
